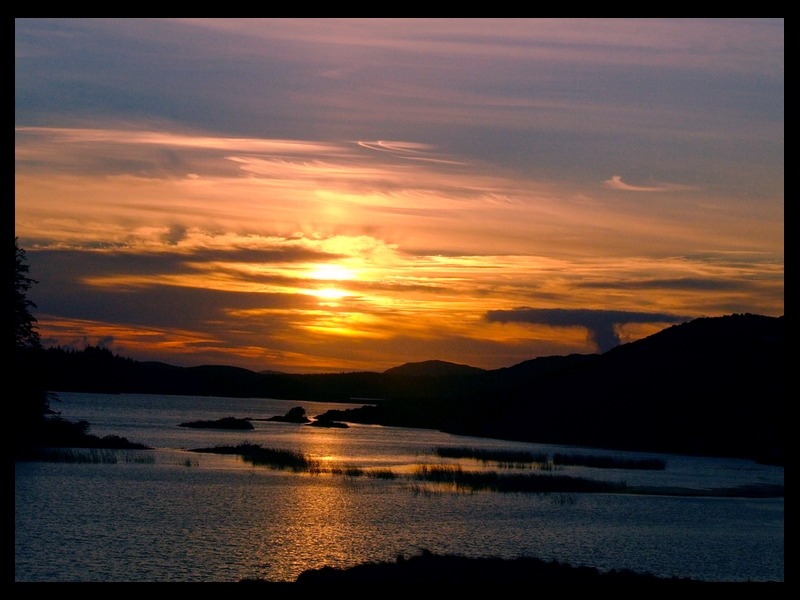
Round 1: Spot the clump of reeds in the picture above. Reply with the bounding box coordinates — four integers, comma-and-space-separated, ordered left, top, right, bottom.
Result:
190, 443, 315, 472
123, 452, 155, 464
552, 453, 666, 470
15, 447, 119, 464
329, 465, 365, 477
433, 446, 549, 467
311, 465, 398, 479
413, 464, 625, 494
407, 483, 443, 497
415, 464, 464, 483
551, 493, 576, 506
368, 469, 398, 480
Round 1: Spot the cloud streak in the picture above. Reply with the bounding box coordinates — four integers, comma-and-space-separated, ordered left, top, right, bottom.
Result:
16, 126, 341, 156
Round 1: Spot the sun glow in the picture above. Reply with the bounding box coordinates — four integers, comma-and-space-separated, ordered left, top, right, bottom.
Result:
307, 264, 356, 281
309, 288, 352, 300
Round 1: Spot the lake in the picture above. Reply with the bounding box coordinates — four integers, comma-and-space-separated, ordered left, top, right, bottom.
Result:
15, 392, 784, 582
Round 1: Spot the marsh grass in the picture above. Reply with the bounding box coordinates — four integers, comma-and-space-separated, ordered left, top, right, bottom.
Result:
552, 493, 577, 506
16, 447, 119, 464
433, 447, 665, 471
413, 464, 625, 494
309, 465, 398, 479
407, 483, 444, 497
553, 453, 666, 470
369, 468, 398, 480
329, 465, 365, 477
433, 446, 549, 468
187, 444, 630, 492
190, 443, 315, 472
123, 452, 155, 464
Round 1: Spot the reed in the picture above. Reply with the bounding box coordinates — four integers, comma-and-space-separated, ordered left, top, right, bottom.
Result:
433, 446, 549, 467
552, 453, 666, 470
191, 443, 315, 472
407, 483, 443, 497
15, 447, 119, 464
413, 464, 626, 493
368, 469, 398, 480
329, 465, 365, 477
123, 452, 155, 464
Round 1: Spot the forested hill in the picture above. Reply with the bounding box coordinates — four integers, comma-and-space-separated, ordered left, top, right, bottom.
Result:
440, 313, 784, 462
36, 344, 591, 403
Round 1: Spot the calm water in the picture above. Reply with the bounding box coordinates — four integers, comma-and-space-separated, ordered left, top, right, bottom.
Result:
15, 392, 784, 581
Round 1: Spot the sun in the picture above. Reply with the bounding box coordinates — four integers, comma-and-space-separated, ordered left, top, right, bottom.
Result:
307, 264, 355, 281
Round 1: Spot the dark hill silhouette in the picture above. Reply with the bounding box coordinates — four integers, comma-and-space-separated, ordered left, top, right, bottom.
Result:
384, 360, 485, 377
40, 346, 586, 402
38, 314, 783, 461
443, 314, 784, 462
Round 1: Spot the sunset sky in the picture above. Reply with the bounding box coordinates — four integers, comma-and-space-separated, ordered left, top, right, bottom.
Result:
15, 19, 784, 372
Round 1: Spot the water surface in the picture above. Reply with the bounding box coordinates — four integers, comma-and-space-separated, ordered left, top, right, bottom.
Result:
15, 392, 784, 581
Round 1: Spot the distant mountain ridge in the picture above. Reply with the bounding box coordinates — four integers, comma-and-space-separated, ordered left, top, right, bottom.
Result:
39, 345, 588, 401
36, 314, 784, 461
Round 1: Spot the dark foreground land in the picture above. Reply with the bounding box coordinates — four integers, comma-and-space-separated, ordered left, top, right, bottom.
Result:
290, 551, 702, 583
14, 416, 148, 461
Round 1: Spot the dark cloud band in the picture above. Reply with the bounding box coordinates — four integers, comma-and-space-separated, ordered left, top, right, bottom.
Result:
486, 308, 688, 353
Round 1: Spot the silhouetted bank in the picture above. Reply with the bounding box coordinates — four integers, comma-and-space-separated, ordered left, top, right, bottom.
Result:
265, 406, 310, 423
317, 315, 784, 463
292, 551, 701, 583
412, 465, 626, 493
38, 314, 784, 463
552, 453, 666, 470
434, 446, 549, 465
178, 417, 254, 430
308, 418, 348, 428
14, 417, 148, 461
431, 447, 665, 470
452, 314, 784, 463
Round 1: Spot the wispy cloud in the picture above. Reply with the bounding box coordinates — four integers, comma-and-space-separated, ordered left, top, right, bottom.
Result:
16, 126, 341, 155
603, 175, 695, 192
357, 140, 465, 165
